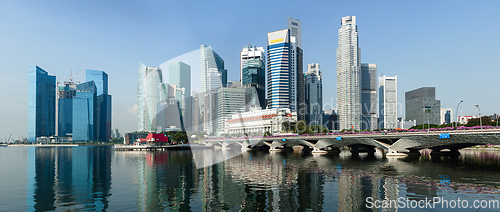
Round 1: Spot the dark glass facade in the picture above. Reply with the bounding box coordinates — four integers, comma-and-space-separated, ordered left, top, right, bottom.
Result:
86, 70, 111, 142
28, 66, 56, 142
72, 81, 97, 142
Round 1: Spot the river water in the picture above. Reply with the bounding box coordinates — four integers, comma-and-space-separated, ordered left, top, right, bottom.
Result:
1, 146, 499, 211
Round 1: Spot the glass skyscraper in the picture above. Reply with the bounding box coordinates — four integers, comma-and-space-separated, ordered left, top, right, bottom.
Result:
305, 63, 323, 126
72, 81, 97, 142
337, 16, 361, 130
137, 63, 166, 131
28, 66, 56, 142
57, 81, 76, 137
86, 70, 111, 142
242, 58, 266, 109
169, 62, 192, 131
361, 63, 377, 130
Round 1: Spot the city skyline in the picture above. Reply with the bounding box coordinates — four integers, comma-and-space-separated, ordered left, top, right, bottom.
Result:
2, 1, 500, 139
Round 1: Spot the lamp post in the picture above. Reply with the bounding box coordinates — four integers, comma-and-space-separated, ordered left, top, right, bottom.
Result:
475, 105, 482, 130
455, 100, 463, 128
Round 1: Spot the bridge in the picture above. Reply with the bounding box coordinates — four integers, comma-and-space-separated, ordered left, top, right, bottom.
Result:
202, 129, 500, 156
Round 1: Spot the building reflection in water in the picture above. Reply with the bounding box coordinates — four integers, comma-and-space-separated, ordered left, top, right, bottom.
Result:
27, 146, 111, 211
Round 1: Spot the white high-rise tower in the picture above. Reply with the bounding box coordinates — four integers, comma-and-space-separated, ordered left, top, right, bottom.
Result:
379, 75, 397, 129
337, 16, 361, 130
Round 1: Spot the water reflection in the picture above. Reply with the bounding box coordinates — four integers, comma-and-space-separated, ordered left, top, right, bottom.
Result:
27, 146, 111, 211
14, 146, 500, 211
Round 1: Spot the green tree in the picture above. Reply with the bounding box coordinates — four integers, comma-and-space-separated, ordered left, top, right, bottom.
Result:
466, 116, 493, 127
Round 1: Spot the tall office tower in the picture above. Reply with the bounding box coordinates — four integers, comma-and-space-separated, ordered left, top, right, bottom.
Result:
192, 91, 200, 132
216, 87, 246, 136
86, 70, 111, 142
305, 63, 323, 125
267, 29, 291, 109
57, 81, 76, 137
440, 108, 453, 125
28, 66, 56, 142
240, 46, 265, 82
137, 63, 166, 131
169, 62, 192, 131
361, 63, 377, 130
379, 75, 398, 129
288, 17, 305, 121
337, 16, 361, 130
72, 81, 97, 142
156, 99, 184, 131
200, 45, 226, 132
242, 58, 266, 109
203, 69, 223, 135
405, 87, 441, 125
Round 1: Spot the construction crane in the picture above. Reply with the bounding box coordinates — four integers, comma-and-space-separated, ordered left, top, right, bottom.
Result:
69, 69, 73, 82
7, 134, 12, 143
75, 70, 82, 84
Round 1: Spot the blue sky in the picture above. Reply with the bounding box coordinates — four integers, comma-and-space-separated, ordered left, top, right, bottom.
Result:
1, 0, 499, 140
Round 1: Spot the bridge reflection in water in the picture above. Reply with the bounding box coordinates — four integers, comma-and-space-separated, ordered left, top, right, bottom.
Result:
129, 149, 500, 211
204, 129, 500, 157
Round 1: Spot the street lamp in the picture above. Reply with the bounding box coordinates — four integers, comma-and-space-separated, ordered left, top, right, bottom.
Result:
475, 105, 482, 130
455, 100, 463, 128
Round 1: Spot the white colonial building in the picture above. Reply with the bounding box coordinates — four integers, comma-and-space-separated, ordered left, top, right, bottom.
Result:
226, 108, 297, 136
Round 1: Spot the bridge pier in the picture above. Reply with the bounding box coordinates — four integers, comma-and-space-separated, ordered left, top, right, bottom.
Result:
269, 146, 281, 152
431, 149, 460, 156
350, 146, 375, 156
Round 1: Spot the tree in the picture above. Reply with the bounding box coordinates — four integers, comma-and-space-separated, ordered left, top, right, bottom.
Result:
465, 116, 493, 127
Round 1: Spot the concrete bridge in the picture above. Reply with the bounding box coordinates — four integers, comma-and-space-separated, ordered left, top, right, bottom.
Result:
203, 129, 500, 156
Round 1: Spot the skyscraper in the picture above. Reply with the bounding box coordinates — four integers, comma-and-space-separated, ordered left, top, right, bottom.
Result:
72, 81, 97, 142
337, 16, 361, 130
379, 75, 397, 129
267, 29, 291, 109
305, 63, 323, 125
240, 46, 265, 83
169, 62, 192, 131
242, 58, 265, 109
28, 66, 56, 142
137, 63, 167, 131
217, 87, 246, 136
57, 81, 76, 137
86, 70, 112, 142
288, 17, 305, 121
361, 63, 377, 130
405, 87, 441, 125
203, 69, 223, 135
200, 45, 226, 133
440, 108, 453, 125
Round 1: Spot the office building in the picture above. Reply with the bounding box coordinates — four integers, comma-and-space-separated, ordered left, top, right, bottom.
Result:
203, 69, 223, 135
267, 29, 291, 109
361, 64, 377, 130
137, 63, 167, 131
240, 46, 265, 83
305, 63, 323, 125
337, 16, 361, 130
57, 81, 76, 137
72, 81, 97, 142
169, 61, 192, 131
86, 70, 112, 142
156, 99, 184, 132
242, 58, 266, 109
440, 108, 453, 125
201, 45, 226, 93
226, 108, 297, 136
28, 66, 56, 142
288, 17, 305, 121
192, 91, 200, 132
217, 87, 246, 136
379, 75, 397, 129
405, 87, 441, 125
323, 109, 338, 131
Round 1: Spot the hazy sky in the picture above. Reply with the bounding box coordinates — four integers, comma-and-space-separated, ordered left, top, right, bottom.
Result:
1, 1, 500, 140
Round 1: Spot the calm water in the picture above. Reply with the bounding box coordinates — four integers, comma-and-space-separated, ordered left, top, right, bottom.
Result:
1, 146, 500, 211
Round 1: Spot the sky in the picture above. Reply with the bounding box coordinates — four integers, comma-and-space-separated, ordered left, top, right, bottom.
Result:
1, 0, 500, 141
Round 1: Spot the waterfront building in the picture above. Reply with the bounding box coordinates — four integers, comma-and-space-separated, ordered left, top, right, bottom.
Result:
240, 46, 265, 83
72, 81, 97, 142
458, 115, 479, 125
361, 64, 377, 130
379, 75, 397, 129
305, 63, 323, 126
57, 81, 77, 137
217, 87, 246, 136
440, 108, 453, 125
323, 109, 338, 131
267, 29, 291, 109
288, 17, 305, 121
169, 61, 192, 131
226, 108, 297, 136
137, 63, 167, 132
242, 58, 266, 109
86, 70, 112, 142
405, 87, 441, 125
337, 16, 361, 130
28, 66, 56, 142
156, 99, 184, 132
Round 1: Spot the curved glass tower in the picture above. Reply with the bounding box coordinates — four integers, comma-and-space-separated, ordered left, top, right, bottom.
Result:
137, 63, 165, 131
